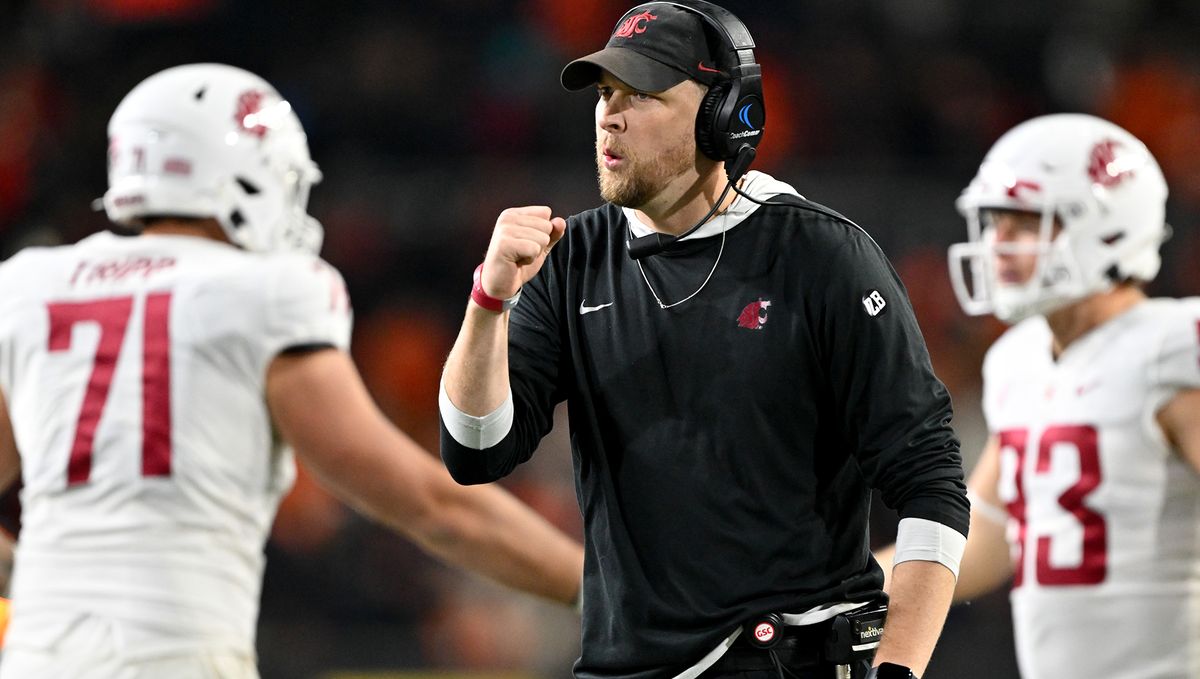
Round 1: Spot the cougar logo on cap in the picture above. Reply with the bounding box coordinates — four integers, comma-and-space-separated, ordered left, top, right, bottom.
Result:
236, 90, 269, 139
613, 11, 657, 38
1087, 139, 1134, 188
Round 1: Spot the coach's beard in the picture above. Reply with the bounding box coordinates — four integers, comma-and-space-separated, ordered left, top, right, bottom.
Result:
596, 138, 694, 209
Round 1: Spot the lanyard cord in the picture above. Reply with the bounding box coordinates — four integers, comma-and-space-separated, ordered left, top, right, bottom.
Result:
635, 227, 726, 309
632, 180, 735, 309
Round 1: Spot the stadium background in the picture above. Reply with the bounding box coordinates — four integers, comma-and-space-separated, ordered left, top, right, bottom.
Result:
1, 0, 1198, 676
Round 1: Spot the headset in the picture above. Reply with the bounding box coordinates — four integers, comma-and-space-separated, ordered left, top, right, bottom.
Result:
675, 0, 767, 170
625, 0, 767, 259
623, 1, 864, 261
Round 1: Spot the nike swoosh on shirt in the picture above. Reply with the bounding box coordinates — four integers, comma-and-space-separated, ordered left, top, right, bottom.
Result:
579, 301, 614, 315
697, 62, 722, 73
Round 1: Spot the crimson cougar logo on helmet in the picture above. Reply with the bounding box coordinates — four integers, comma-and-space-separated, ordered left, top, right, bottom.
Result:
1087, 139, 1134, 188
613, 11, 657, 38
236, 90, 269, 139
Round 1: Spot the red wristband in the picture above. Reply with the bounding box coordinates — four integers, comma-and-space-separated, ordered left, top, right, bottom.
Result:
471, 263, 520, 313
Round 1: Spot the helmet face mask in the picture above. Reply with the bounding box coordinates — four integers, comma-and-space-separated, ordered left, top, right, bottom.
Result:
948, 113, 1168, 323
950, 204, 1090, 323
103, 63, 324, 255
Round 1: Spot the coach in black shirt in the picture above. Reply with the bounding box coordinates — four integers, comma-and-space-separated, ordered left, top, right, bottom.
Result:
439, 2, 969, 678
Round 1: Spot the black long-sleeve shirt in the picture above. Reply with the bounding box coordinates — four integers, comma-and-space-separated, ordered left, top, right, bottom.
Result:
442, 184, 969, 679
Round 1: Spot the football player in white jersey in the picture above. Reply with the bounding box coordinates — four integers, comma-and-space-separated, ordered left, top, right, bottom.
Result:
879, 114, 1200, 678
0, 63, 584, 679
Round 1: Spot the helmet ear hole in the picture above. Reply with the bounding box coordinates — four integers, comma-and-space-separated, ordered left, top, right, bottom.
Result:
229, 209, 246, 228
235, 177, 260, 195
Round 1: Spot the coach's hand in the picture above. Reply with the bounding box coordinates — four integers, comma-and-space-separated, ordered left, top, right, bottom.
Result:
481, 206, 566, 300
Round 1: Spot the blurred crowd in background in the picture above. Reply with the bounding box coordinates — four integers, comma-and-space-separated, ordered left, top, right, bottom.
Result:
2, 0, 1199, 677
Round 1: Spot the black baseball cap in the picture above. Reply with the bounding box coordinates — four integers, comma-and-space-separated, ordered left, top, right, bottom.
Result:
560, 3, 725, 93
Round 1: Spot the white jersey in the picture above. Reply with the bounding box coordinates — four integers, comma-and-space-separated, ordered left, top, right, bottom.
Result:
982, 299, 1200, 679
0, 231, 352, 662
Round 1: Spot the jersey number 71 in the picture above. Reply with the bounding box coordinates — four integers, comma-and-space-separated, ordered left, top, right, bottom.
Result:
47, 293, 172, 486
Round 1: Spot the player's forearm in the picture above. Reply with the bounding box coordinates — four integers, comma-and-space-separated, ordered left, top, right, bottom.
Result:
442, 302, 511, 416
875, 545, 896, 594
270, 349, 574, 603
950, 506, 1013, 602
951, 437, 1015, 602
0, 389, 20, 496
872, 560, 956, 676
411, 480, 583, 605
314, 424, 582, 605
875, 514, 1010, 604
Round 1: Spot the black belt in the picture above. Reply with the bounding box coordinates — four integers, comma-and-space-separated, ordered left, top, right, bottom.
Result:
708, 600, 888, 675
711, 625, 827, 671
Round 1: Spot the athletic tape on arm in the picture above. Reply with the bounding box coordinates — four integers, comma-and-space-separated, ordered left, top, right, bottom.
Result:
438, 379, 515, 450
893, 516, 967, 578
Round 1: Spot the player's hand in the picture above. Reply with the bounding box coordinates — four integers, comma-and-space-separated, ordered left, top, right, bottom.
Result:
481, 206, 567, 300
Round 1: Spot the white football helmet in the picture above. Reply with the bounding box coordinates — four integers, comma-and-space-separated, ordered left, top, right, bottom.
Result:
948, 113, 1168, 322
103, 63, 324, 254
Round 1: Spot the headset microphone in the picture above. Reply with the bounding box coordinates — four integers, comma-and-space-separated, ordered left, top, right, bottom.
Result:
625, 144, 755, 260
627, 231, 677, 260
621, 0, 764, 261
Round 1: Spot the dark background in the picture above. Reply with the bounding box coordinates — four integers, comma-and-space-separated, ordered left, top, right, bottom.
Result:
2, 0, 1199, 677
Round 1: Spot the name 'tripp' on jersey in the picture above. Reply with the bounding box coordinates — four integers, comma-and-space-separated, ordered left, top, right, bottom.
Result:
0, 231, 351, 660
983, 298, 1200, 679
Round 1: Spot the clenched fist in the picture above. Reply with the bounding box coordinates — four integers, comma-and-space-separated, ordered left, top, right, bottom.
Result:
480, 206, 567, 300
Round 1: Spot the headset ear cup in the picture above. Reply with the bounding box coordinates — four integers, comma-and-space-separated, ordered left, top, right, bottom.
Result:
695, 81, 732, 161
